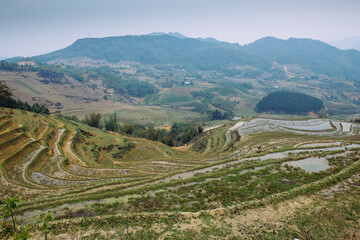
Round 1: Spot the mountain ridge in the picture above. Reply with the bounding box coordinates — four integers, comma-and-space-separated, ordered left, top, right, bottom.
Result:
34, 34, 268, 71
9, 34, 360, 80
244, 36, 360, 79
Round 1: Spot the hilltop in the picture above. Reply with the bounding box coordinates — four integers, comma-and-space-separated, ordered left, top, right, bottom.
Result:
255, 91, 324, 114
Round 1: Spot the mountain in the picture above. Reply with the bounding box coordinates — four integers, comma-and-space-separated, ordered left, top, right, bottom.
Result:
33, 34, 360, 80
328, 36, 360, 51
244, 37, 360, 79
35, 34, 269, 71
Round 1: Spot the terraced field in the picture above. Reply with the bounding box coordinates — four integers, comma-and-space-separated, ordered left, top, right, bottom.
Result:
1, 108, 360, 239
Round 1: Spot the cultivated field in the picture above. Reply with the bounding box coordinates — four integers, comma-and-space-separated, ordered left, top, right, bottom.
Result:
1, 108, 360, 239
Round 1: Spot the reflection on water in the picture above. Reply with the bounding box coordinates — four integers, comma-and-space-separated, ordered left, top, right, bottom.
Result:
282, 157, 330, 172
299, 142, 342, 148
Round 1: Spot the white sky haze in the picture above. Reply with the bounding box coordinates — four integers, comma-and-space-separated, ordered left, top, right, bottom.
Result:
1, 0, 359, 57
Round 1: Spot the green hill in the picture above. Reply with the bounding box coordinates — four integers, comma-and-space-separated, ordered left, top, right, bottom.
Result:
244, 37, 360, 79
254, 91, 324, 114
35, 34, 270, 71
31, 34, 360, 80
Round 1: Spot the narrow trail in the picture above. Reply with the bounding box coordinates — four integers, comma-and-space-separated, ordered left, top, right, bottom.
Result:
224, 121, 244, 147
52, 129, 65, 156
26, 129, 90, 185
21, 145, 47, 187
204, 124, 223, 132
148, 142, 169, 158
31, 129, 94, 184
63, 132, 87, 166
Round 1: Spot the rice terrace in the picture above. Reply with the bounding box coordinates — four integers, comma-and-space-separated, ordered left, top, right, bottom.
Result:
1, 105, 360, 238
2, 1, 360, 238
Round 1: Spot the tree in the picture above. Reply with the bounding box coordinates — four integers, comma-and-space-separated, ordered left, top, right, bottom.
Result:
85, 113, 102, 128
0, 61, 18, 71
0, 81, 50, 114
146, 124, 160, 141
41, 213, 53, 240
123, 123, 134, 135
0, 81, 12, 100
211, 109, 223, 120
12, 225, 30, 240
104, 112, 118, 132
2, 196, 20, 232
197, 124, 204, 134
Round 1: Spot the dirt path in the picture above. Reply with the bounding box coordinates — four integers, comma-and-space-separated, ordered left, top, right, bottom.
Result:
53, 129, 65, 156
204, 124, 223, 132
63, 132, 87, 166
21, 145, 47, 187
224, 121, 244, 146
32, 130, 92, 182
148, 142, 169, 158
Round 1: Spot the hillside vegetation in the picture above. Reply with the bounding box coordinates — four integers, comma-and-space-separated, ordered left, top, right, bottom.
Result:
1, 107, 360, 238
3, 33, 360, 239
4, 34, 360, 118
33, 34, 360, 80
244, 37, 360, 79
35, 35, 270, 71
255, 91, 324, 114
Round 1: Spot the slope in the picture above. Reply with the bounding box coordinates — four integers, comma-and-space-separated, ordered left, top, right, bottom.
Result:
35, 34, 270, 71
244, 36, 360, 79
2, 109, 360, 238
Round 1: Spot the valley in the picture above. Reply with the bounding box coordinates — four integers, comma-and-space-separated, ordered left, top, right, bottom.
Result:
1, 33, 360, 239
3, 34, 360, 124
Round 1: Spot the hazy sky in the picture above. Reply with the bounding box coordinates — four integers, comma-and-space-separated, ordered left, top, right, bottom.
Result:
1, 0, 359, 58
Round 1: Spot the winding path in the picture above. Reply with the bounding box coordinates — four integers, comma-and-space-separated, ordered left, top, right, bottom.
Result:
63, 132, 87, 166
224, 121, 244, 146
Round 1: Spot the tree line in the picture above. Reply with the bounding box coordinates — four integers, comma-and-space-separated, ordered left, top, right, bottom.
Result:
0, 81, 50, 114
62, 112, 204, 147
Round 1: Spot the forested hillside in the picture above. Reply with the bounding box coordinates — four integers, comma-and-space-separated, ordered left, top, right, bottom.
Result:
244, 37, 360, 79
255, 91, 324, 114
35, 34, 270, 71
32, 34, 360, 80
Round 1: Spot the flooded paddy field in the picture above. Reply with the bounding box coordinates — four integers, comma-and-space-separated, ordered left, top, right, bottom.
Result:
233, 118, 359, 139
2, 109, 360, 239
